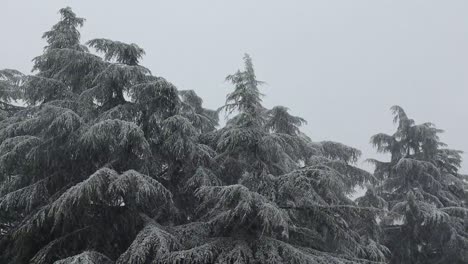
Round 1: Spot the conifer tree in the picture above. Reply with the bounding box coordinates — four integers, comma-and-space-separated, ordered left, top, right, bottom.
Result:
365, 106, 468, 264
152, 54, 388, 263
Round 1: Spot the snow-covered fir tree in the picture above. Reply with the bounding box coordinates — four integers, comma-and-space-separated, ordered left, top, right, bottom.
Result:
361, 106, 468, 264
0, 7, 465, 264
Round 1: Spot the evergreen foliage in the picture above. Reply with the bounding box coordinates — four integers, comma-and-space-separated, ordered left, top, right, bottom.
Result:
0, 7, 465, 264
364, 106, 468, 264
0, 69, 24, 118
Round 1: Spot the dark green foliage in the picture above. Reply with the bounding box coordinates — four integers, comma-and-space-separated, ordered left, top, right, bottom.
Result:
366, 106, 468, 264
0, 69, 24, 103
31, 7, 100, 97
1, 7, 464, 264
265, 106, 306, 135
222, 53, 265, 120
41, 7, 86, 51
87, 39, 145, 66
179, 90, 218, 133
0, 69, 24, 118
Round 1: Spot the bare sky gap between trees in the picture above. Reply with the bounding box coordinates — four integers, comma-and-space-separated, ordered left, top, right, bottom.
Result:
2, 0, 467, 173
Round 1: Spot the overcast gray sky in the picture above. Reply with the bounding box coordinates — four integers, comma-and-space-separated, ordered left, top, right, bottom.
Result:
2, 0, 468, 173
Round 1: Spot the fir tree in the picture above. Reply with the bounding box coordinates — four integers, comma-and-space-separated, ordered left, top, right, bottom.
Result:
365, 106, 468, 264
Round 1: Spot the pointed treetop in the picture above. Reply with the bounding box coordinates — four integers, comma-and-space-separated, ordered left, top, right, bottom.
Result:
42, 7, 86, 51
242, 53, 256, 82
390, 105, 415, 136
223, 53, 264, 118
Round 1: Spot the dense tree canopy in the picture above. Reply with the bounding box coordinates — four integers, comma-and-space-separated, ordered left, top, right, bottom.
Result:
0, 7, 466, 264
361, 106, 468, 264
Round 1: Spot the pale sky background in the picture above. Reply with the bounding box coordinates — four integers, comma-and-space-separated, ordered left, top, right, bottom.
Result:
2, 1, 468, 173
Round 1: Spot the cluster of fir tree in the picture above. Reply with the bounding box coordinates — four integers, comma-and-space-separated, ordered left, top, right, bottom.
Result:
0, 7, 466, 264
